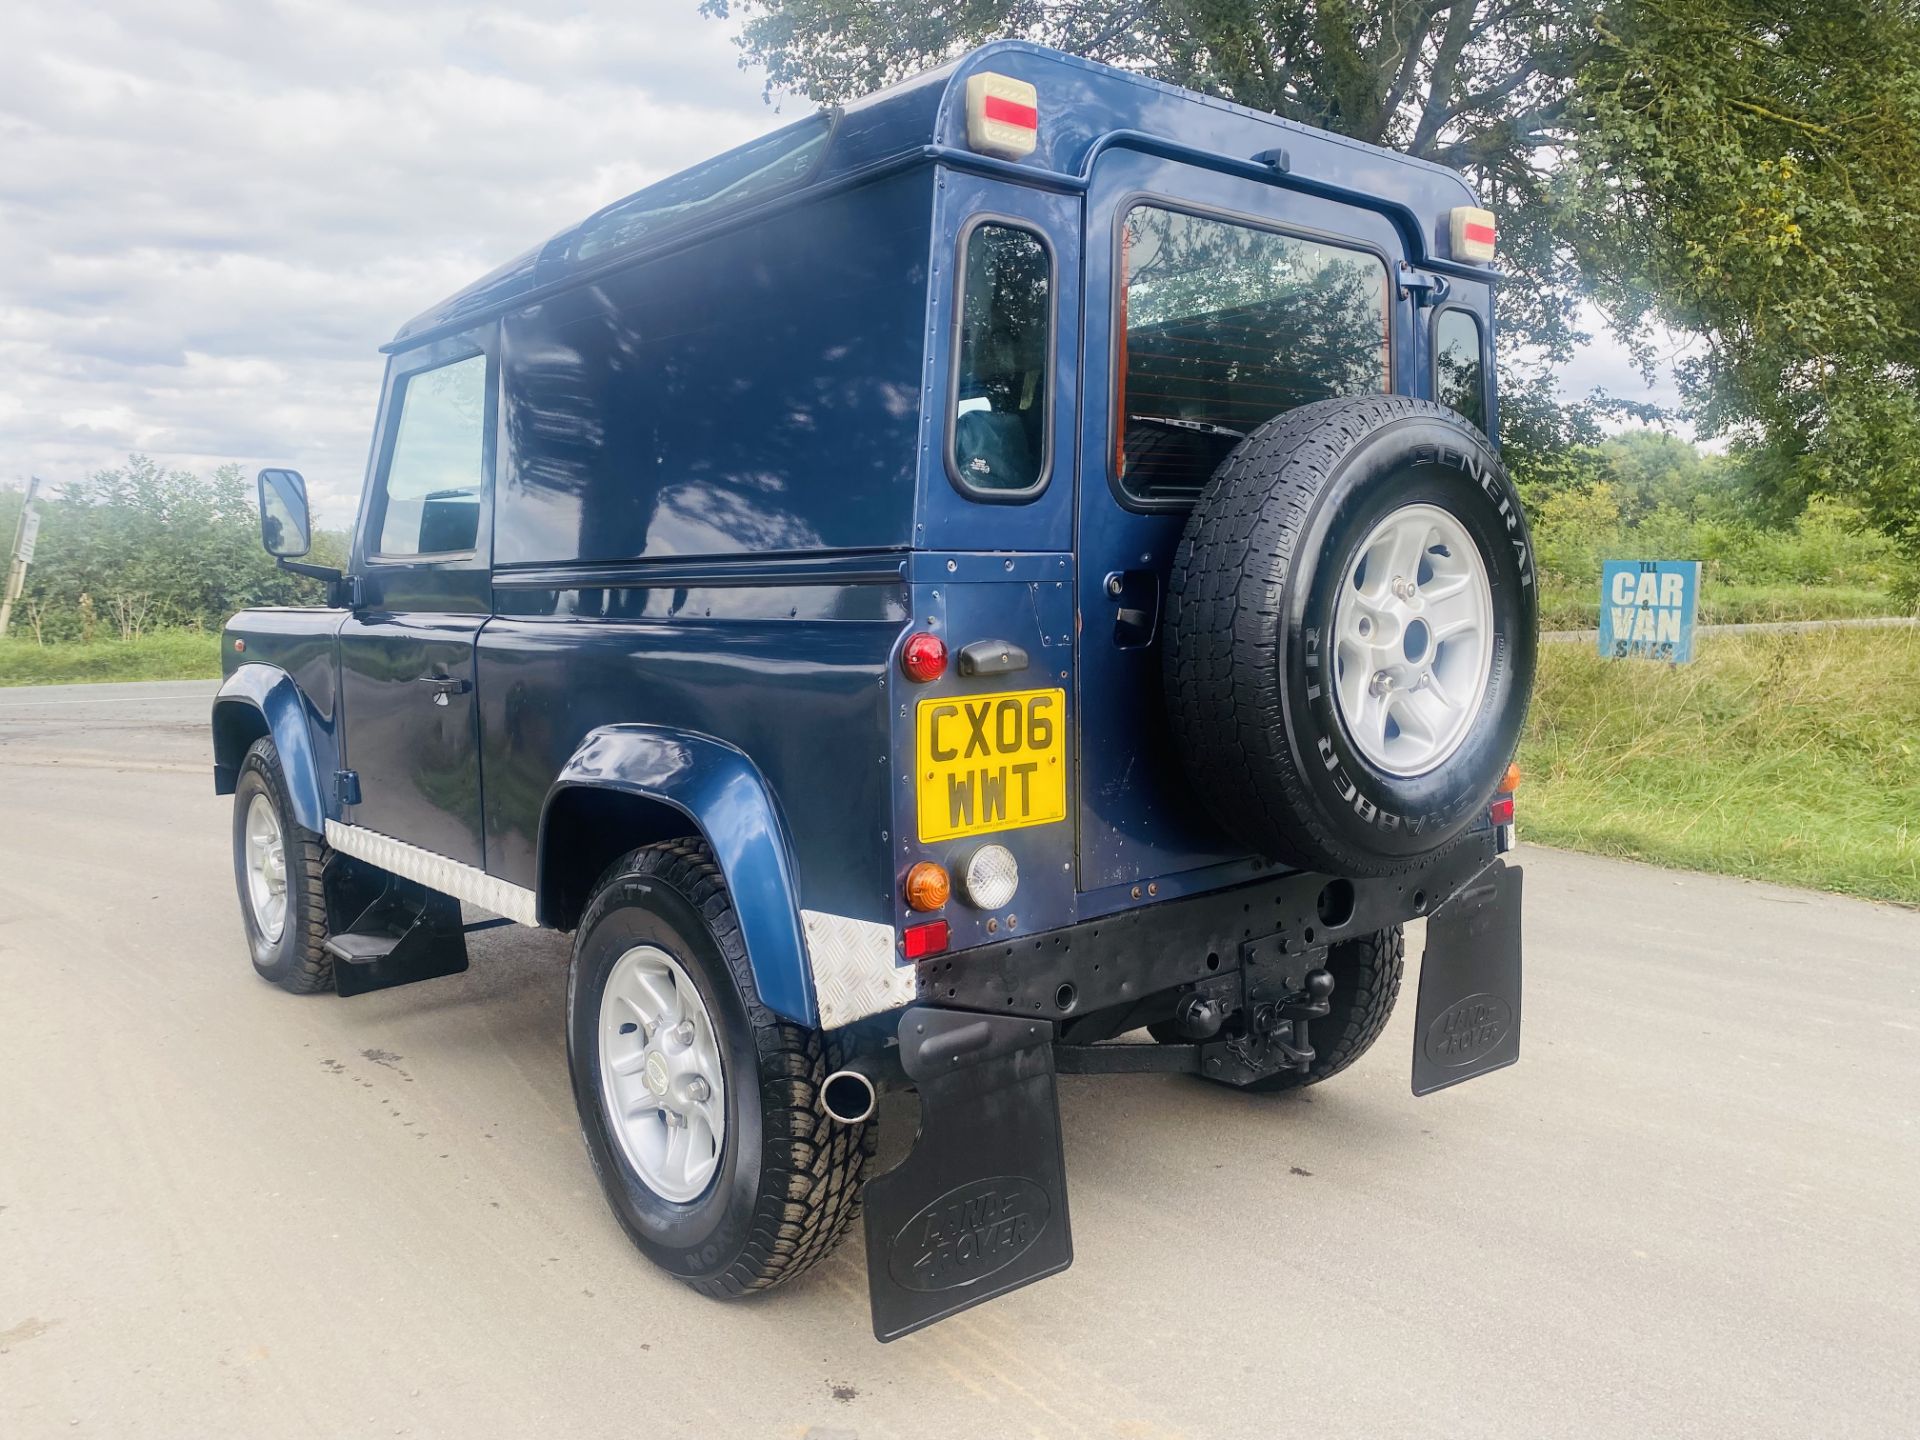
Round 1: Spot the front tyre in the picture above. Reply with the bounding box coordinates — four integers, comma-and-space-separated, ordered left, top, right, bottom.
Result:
566, 839, 873, 1296
231, 736, 333, 993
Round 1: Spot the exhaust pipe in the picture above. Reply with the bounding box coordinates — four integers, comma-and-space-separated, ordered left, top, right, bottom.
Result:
821, 1068, 878, 1125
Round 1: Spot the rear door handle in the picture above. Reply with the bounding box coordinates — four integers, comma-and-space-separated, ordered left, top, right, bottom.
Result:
419, 675, 472, 706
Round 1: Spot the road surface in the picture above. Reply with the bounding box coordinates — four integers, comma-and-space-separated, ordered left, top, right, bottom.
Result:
2, 681, 1916, 1438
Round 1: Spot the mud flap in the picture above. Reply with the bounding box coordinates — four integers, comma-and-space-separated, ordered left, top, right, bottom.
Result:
1412, 861, 1523, 1096
862, 1007, 1073, 1342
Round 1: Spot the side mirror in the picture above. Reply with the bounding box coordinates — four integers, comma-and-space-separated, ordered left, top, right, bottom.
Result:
257, 467, 312, 558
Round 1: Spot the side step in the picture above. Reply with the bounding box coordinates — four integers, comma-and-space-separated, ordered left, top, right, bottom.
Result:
322, 861, 469, 998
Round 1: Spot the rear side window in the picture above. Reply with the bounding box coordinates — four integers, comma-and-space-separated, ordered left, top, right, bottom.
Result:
949, 222, 1052, 497
1116, 204, 1390, 503
373, 352, 487, 558
1434, 308, 1487, 427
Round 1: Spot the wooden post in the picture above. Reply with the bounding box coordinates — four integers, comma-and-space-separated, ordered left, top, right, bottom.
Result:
0, 476, 46, 640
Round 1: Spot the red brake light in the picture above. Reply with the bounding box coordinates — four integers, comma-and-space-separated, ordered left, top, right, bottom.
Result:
901, 632, 947, 683
902, 919, 950, 960
1489, 795, 1515, 826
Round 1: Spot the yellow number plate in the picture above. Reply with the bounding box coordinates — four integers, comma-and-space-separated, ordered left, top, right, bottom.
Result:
915, 688, 1067, 843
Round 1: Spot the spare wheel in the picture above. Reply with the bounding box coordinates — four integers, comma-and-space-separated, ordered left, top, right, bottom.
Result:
1163, 395, 1537, 877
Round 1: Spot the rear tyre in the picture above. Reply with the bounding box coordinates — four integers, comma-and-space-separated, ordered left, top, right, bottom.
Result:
231, 736, 334, 994
566, 838, 874, 1296
1233, 926, 1405, 1093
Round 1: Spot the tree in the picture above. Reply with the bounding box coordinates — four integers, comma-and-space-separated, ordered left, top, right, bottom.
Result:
1574, 1, 1920, 590
701, 1, 1920, 586
6, 457, 348, 643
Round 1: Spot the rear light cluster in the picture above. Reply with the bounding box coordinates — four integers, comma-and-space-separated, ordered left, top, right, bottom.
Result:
902, 920, 949, 960
900, 631, 947, 683
905, 861, 950, 912
960, 844, 1019, 910
1490, 762, 1521, 826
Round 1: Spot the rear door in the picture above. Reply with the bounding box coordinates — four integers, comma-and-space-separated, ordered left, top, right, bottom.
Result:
337, 331, 495, 866
1074, 149, 1409, 898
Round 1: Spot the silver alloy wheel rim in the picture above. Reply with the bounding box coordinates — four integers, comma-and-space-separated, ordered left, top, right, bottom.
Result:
243, 793, 289, 944
1329, 502, 1495, 777
597, 945, 727, 1204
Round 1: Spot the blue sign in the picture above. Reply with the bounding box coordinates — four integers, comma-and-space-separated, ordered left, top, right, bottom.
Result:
1598, 560, 1700, 663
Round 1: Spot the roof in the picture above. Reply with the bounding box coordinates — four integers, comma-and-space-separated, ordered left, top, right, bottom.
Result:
390, 40, 1483, 349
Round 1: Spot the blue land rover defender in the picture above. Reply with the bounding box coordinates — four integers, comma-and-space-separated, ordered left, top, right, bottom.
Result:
217, 42, 1532, 1340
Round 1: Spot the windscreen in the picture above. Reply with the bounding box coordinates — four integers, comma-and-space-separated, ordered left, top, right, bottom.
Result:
1116, 205, 1391, 503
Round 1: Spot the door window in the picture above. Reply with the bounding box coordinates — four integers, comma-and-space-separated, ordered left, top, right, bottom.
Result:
372, 352, 487, 558
949, 221, 1052, 497
1433, 308, 1487, 428
1115, 205, 1390, 503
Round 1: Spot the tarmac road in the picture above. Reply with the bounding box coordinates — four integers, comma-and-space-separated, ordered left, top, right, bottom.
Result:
2, 681, 1917, 1439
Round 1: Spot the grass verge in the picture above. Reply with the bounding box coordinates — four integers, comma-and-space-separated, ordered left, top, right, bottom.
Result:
0, 630, 223, 686
1518, 626, 1920, 904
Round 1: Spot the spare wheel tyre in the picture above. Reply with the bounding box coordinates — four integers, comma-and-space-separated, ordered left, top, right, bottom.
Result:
1164, 395, 1536, 877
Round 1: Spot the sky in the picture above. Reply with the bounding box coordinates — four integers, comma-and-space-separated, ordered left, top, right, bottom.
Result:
1, 1, 1682, 524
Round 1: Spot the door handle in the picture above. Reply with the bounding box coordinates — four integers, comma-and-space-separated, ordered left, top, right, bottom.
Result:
418, 675, 472, 707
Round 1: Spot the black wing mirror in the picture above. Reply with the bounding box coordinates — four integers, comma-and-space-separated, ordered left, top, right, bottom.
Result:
255, 467, 356, 606
257, 468, 312, 558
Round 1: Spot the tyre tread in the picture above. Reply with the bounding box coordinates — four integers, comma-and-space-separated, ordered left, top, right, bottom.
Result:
583, 839, 874, 1297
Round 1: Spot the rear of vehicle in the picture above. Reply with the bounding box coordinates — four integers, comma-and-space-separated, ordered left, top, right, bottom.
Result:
855, 45, 1531, 1338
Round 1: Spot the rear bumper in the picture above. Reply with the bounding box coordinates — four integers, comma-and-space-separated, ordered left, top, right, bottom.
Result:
863, 844, 1523, 1340
913, 829, 1499, 1022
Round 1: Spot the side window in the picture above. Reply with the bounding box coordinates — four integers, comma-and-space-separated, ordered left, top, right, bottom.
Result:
372, 352, 488, 558
1116, 205, 1390, 504
1433, 308, 1487, 428
950, 222, 1052, 497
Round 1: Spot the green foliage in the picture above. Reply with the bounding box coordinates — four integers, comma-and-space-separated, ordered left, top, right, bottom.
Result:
1519, 628, 1920, 903
0, 630, 223, 687
0, 457, 347, 645
1573, 1, 1920, 583
1526, 431, 1909, 627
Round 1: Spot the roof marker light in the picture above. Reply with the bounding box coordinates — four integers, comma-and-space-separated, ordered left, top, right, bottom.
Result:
1450, 206, 1497, 263
966, 72, 1039, 160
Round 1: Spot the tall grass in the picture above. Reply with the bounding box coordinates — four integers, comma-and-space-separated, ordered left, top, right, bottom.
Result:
0, 630, 223, 686
1529, 490, 1912, 630
1518, 627, 1920, 904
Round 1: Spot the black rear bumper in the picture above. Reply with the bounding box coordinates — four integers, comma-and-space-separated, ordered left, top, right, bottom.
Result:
861, 838, 1522, 1341
913, 829, 1500, 1024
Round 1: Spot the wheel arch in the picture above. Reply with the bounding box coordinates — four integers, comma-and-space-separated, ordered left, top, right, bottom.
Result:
536, 726, 817, 1027
212, 664, 327, 833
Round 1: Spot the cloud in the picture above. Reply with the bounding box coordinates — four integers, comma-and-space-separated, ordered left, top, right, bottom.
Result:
0, 0, 782, 521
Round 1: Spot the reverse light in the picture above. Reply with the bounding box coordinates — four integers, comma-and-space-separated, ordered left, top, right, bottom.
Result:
905, 861, 951, 912
960, 844, 1019, 911
900, 632, 947, 683
1450, 205, 1497, 263
965, 72, 1039, 160
902, 919, 950, 961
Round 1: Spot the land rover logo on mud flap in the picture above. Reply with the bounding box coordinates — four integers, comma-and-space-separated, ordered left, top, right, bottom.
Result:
1424, 993, 1513, 1068
888, 1176, 1050, 1292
